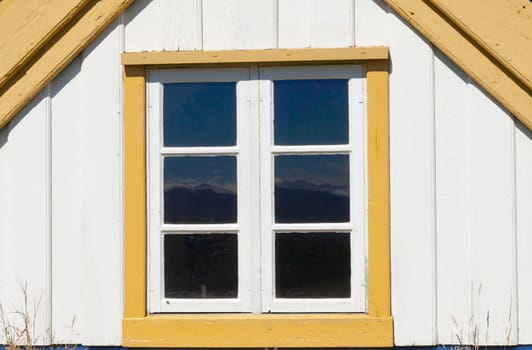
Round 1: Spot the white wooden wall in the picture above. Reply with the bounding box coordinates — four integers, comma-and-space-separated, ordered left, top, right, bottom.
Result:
0, 0, 531, 346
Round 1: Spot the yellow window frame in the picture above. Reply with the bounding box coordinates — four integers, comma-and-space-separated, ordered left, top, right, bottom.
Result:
122, 47, 392, 348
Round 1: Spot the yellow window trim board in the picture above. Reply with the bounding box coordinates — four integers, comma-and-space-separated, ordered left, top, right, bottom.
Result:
383, 0, 532, 128
0, 0, 134, 130
123, 48, 392, 348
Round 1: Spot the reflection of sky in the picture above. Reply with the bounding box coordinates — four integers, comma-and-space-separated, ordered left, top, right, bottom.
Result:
164, 156, 237, 194
163, 82, 236, 147
275, 155, 350, 196
274, 79, 348, 145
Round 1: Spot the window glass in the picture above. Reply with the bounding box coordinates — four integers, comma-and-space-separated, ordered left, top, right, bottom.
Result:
164, 234, 238, 298
274, 154, 350, 223
163, 82, 236, 147
275, 232, 350, 298
274, 79, 348, 145
164, 156, 237, 224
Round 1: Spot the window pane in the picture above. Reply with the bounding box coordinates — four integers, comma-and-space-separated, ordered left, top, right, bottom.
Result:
163, 82, 236, 146
275, 155, 349, 223
164, 234, 238, 298
275, 232, 350, 298
164, 156, 237, 224
274, 79, 349, 145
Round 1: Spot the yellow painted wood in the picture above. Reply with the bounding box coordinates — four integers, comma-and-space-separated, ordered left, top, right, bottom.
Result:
121, 47, 389, 66
384, 0, 532, 129
0, 0, 134, 130
123, 66, 147, 319
366, 60, 391, 318
0, 0, 92, 88
427, 0, 532, 91
122, 51, 392, 347
123, 315, 393, 347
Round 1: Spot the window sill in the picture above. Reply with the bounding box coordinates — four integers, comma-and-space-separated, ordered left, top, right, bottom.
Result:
123, 314, 393, 347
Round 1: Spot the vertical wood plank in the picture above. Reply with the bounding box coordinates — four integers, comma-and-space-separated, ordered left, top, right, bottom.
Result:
434, 52, 471, 344
202, 0, 236, 50
469, 82, 517, 345
278, 0, 311, 48
160, 0, 203, 51
0, 92, 51, 345
516, 120, 532, 344
279, 0, 353, 48
79, 21, 123, 345
309, 0, 353, 47
234, 0, 276, 49
124, 0, 161, 52
49, 57, 83, 344
354, 0, 388, 46
388, 12, 436, 346
125, 0, 203, 52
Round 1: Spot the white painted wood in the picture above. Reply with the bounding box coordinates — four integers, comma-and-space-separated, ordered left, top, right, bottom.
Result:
125, 0, 202, 52
309, 0, 353, 47
202, 0, 237, 50
78, 21, 123, 345
388, 12, 436, 346
49, 57, 83, 344
0, 92, 51, 345
468, 82, 517, 345
433, 52, 472, 345
278, 0, 353, 48
516, 120, 532, 344
278, 0, 311, 48
234, 0, 276, 49
161, 146, 240, 155
0, 104, 8, 345
354, 0, 388, 46
124, 0, 161, 51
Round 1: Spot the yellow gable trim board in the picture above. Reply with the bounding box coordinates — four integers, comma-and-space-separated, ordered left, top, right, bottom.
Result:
0, 0, 93, 88
384, 0, 532, 128
0, 0, 134, 130
122, 50, 392, 347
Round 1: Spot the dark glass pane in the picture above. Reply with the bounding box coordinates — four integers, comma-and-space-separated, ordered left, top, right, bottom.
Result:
275, 232, 350, 298
275, 155, 349, 223
164, 156, 237, 224
164, 234, 238, 298
274, 79, 349, 145
163, 82, 236, 146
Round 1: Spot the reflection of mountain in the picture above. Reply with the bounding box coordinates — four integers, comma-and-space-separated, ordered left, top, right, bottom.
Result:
165, 185, 237, 224
275, 182, 349, 223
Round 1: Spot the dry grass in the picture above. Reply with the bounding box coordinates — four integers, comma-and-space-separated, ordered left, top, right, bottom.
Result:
0, 284, 79, 350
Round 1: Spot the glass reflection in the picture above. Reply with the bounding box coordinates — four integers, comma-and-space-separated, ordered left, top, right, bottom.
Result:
163, 82, 236, 147
274, 79, 349, 145
164, 156, 237, 224
276, 232, 351, 298
275, 155, 350, 223
164, 234, 238, 298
